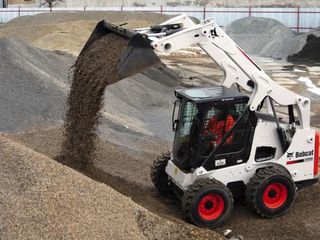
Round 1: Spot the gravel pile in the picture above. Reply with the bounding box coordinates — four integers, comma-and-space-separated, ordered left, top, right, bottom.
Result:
9, 119, 320, 240
100, 65, 180, 147
0, 37, 74, 132
11, 127, 169, 187
0, 134, 222, 240
288, 34, 320, 63
0, 34, 180, 155
0, 12, 170, 56
226, 17, 320, 60
0, 12, 179, 149
226, 17, 296, 59
5, 11, 169, 27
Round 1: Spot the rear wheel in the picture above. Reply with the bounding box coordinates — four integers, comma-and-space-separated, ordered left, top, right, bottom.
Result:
182, 178, 233, 228
150, 152, 172, 196
245, 167, 296, 218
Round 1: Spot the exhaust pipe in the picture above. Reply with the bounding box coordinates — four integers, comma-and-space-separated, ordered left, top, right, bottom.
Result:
80, 20, 161, 83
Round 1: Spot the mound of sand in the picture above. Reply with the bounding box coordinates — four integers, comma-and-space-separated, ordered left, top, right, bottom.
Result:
0, 12, 170, 56
0, 37, 74, 132
0, 135, 221, 240
226, 17, 296, 59
5, 11, 169, 27
226, 17, 320, 60
0, 12, 180, 147
99, 65, 180, 147
10, 127, 168, 190
0, 34, 180, 155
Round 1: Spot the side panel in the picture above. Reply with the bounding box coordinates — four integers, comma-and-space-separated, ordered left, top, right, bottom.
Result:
246, 120, 283, 166
276, 128, 316, 181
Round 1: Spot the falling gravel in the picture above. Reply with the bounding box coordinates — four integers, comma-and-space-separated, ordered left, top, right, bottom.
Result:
61, 33, 129, 169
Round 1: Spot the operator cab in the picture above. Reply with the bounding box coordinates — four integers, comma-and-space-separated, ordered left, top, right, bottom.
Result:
172, 86, 257, 172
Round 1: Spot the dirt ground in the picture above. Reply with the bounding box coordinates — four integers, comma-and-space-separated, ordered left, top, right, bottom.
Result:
7, 124, 320, 240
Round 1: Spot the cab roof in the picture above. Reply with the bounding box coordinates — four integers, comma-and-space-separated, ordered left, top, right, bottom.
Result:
175, 86, 248, 103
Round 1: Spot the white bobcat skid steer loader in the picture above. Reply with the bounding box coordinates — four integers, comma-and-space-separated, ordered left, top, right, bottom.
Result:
84, 15, 319, 228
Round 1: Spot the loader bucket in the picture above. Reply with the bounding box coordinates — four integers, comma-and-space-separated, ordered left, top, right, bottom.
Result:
81, 20, 160, 83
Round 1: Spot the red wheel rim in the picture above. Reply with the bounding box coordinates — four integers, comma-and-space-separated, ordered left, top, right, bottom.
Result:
263, 183, 288, 209
198, 193, 224, 221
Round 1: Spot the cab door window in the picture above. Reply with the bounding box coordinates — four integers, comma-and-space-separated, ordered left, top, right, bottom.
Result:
199, 102, 247, 156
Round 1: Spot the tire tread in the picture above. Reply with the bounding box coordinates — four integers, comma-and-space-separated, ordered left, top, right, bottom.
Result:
245, 166, 295, 218
150, 152, 171, 195
182, 178, 233, 228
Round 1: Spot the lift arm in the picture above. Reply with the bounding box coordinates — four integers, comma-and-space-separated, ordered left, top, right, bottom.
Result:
137, 16, 310, 129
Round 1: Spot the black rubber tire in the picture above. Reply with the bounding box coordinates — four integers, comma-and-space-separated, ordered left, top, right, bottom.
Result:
245, 166, 296, 218
150, 152, 172, 196
181, 178, 233, 228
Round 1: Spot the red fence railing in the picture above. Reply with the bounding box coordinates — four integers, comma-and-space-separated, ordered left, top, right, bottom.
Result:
1, 6, 319, 33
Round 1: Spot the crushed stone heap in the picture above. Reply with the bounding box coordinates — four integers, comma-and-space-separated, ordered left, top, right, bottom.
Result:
0, 135, 222, 240
0, 37, 74, 132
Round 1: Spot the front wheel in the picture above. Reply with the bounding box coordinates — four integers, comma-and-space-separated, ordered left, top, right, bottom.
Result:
245, 167, 296, 218
150, 152, 172, 196
181, 178, 233, 228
